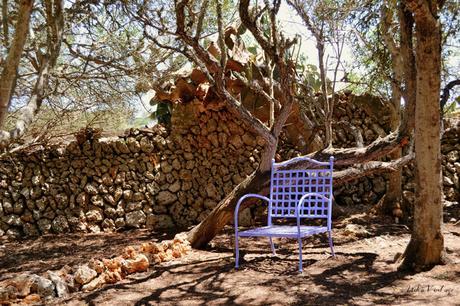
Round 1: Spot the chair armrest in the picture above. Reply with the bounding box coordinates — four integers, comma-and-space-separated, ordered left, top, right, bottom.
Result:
296, 193, 332, 231
234, 194, 270, 230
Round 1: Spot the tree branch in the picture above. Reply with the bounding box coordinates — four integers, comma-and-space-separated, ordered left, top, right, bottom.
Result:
440, 79, 460, 110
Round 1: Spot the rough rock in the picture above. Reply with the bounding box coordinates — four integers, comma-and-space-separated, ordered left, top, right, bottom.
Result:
52, 215, 69, 233
157, 191, 177, 206
81, 274, 106, 292
47, 271, 69, 298
74, 265, 98, 285
125, 211, 146, 228
121, 254, 150, 274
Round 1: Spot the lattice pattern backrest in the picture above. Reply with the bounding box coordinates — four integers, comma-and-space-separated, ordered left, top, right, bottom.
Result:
270, 157, 333, 219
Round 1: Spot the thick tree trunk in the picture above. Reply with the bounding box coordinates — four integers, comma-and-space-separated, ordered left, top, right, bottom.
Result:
400, 0, 444, 271
0, 0, 34, 128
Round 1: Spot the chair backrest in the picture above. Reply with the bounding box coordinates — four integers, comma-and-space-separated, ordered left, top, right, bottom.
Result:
269, 156, 334, 220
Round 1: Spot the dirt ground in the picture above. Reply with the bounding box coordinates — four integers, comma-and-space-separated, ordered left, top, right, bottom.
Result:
1, 213, 459, 306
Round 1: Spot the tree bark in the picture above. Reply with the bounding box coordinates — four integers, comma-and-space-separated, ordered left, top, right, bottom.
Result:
0, 0, 63, 148
380, 2, 404, 215
0, 0, 34, 128
400, 0, 444, 271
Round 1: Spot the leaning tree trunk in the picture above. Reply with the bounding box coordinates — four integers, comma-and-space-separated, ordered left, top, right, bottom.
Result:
187, 140, 275, 248
400, 0, 444, 271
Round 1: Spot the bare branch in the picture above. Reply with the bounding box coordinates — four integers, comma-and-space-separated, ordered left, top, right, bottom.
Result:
333, 153, 414, 185
440, 79, 460, 110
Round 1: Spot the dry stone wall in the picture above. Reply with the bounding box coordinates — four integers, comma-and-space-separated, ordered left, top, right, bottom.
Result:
0, 103, 263, 238
0, 96, 459, 239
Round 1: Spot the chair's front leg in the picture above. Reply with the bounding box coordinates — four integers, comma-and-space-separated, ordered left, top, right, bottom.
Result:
328, 230, 335, 257
269, 237, 276, 255
298, 236, 303, 272
235, 231, 240, 268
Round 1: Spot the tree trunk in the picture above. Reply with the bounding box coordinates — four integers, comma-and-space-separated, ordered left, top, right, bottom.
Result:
400, 0, 444, 271
383, 82, 402, 215
0, 0, 34, 128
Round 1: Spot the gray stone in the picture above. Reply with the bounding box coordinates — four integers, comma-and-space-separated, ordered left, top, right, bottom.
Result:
87, 224, 101, 233
115, 141, 130, 154
4, 214, 22, 226
102, 173, 113, 186
454, 162, 460, 174
204, 198, 217, 209
126, 202, 142, 212
104, 207, 117, 218
206, 183, 219, 199
127, 137, 140, 153
146, 182, 160, 195
30, 274, 55, 297
103, 194, 116, 206
160, 161, 173, 173
52, 215, 69, 233
241, 134, 256, 147
126, 211, 146, 228
140, 137, 153, 153
76, 192, 89, 206
157, 191, 177, 206
446, 150, 459, 163
91, 195, 104, 207
101, 218, 116, 231
23, 223, 39, 236
238, 208, 253, 226
114, 187, 123, 202
403, 190, 415, 204
172, 159, 181, 170
74, 265, 97, 285
123, 189, 133, 200
372, 176, 386, 194
115, 217, 125, 228
443, 175, 454, 186
84, 183, 99, 195
146, 214, 174, 229
32, 175, 44, 186
6, 228, 22, 238
229, 135, 243, 148
168, 181, 181, 193
133, 192, 144, 201
47, 271, 69, 297
37, 218, 52, 234
86, 209, 103, 222
2, 200, 13, 214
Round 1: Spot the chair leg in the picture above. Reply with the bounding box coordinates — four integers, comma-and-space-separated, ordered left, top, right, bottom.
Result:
235, 234, 240, 268
298, 237, 303, 272
328, 231, 335, 257
269, 237, 276, 255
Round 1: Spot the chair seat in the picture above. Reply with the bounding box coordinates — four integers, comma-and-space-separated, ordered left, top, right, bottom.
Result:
238, 225, 327, 238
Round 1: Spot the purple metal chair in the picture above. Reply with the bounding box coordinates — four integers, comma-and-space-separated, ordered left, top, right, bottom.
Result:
234, 156, 335, 272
